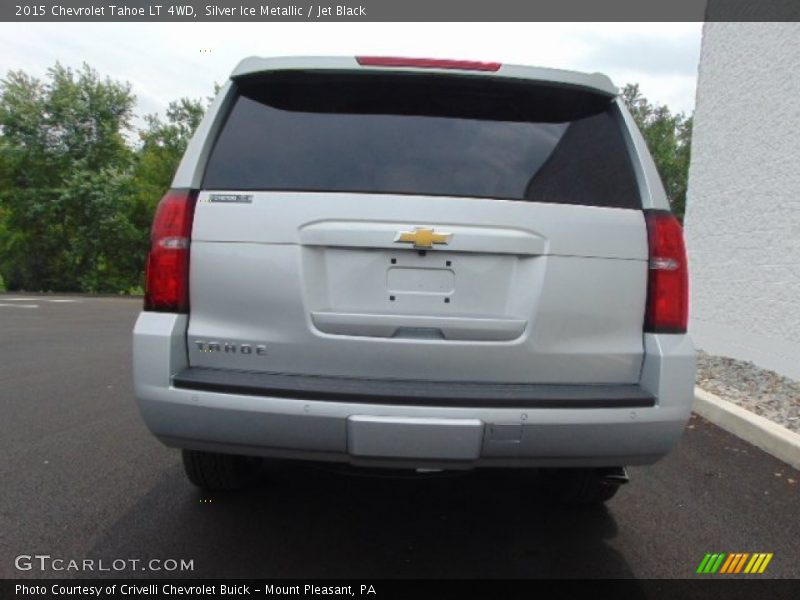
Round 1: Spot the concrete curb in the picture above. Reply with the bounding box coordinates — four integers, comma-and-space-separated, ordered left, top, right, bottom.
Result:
693, 387, 800, 471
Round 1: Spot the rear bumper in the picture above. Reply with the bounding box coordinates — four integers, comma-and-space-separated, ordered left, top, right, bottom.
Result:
172, 367, 656, 409
133, 313, 695, 469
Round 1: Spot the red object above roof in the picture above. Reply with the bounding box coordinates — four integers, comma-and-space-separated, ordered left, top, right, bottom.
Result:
356, 56, 502, 72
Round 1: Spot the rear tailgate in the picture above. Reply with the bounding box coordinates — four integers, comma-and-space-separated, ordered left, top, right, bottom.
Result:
186, 67, 647, 385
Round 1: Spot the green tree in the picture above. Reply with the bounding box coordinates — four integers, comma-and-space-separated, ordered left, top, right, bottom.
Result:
0, 62, 213, 293
0, 63, 138, 291
131, 97, 207, 231
621, 83, 693, 221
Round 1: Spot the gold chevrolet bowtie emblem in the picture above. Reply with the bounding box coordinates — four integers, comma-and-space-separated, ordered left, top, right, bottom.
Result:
394, 227, 453, 249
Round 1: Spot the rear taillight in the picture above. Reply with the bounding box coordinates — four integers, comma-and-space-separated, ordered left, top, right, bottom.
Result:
356, 56, 502, 72
144, 189, 198, 313
644, 210, 689, 333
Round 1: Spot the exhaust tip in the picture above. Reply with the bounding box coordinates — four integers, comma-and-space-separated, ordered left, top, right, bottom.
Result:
599, 466, 630, 485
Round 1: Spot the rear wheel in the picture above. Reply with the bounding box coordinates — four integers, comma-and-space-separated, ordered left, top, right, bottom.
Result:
182, 449, 263, 491
541, 467, 627, 505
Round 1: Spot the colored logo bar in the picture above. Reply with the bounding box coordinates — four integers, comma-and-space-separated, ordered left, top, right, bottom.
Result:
696, 552, 773, 574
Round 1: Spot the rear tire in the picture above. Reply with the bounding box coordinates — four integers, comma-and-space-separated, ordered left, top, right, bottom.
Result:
541, 468, 624, 505
182, 449, 263, 491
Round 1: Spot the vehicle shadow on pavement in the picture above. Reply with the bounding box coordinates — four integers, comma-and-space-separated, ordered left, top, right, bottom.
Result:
88, 460, 641, 580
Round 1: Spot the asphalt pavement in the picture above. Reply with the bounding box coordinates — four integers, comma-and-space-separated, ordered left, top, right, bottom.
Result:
1, 295, 798, 579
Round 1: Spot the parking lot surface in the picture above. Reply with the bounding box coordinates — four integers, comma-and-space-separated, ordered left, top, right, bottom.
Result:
1, 296, 798, 579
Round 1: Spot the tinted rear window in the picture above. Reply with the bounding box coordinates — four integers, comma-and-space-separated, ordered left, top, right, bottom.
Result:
203, 71, 641, 209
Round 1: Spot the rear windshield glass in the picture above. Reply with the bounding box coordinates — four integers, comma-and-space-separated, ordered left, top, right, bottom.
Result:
203, 72, 641, 209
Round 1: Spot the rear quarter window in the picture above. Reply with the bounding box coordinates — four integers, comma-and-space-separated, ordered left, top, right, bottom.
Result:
203, 71, 641, 209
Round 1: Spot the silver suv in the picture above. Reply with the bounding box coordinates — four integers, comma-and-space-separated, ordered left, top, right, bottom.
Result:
133, 56, 695, 504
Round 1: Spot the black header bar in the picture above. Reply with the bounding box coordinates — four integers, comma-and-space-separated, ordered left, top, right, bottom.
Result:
3, 0, 800, 22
